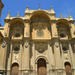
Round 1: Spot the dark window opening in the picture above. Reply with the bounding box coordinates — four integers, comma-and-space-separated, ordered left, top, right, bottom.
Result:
15, 33, 20, 37
60, 33, 66, 38
63, 47, 68, 51
14, 47, 19, 51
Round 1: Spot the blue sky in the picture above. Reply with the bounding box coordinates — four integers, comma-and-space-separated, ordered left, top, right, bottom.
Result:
1, 0, 75, 26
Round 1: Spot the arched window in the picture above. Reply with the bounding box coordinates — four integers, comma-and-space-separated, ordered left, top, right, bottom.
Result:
60, 33, 66, 38
64, 62, 72, 75
56, 19, 71, 39
37, 58, 46, 75
11, 63, 19, 75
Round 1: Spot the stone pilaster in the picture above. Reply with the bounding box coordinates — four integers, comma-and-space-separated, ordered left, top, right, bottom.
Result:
53, 40, 61, 69
48, 43, 55, 75
4, 23, 10, 37
23, 40, 30, 70
69, 43, 75, 69
51, 23, 58, 38
48, 43, 55, 69
24, 22, 30, 37
60, 43, 64, 69
0, 40, 7, 70
70, 23, 75, 38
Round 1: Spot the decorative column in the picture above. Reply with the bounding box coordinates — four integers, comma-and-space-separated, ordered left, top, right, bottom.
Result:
60, 43, 64, 69
0, 39, 7, 72
53, 40, 61, 69
51, 22, 58, 38
69, 43, 75, 75
70, 23, 75, 38
23, 40, 30, 74
4, 23, 10, 37
24, 21, 30, 37
31, 42, 36, 75
48, 42, 55, 75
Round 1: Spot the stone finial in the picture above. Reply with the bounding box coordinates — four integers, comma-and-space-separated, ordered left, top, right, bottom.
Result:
26, 5, 29, 10
60, 13, 63, 18
68, 13, 73, 20
38, 7, 41, 10
50, 6, 55, 14
17, 11, 19, 17
6, 11, 10, 19
25, 5, 29, 13
38, 3, 41, 10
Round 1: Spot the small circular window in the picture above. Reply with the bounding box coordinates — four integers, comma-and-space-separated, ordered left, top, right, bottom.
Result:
15, 33, 20, 37
60, 33, 66, 38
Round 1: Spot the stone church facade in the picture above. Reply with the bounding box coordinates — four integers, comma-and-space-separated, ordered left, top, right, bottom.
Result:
0, 7, 75, 75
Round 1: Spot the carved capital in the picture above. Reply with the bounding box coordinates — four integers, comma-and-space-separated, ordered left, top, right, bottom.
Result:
25, 40, 29, 48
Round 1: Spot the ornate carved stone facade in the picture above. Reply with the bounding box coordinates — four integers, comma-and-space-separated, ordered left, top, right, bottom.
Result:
0, 7, 75, 75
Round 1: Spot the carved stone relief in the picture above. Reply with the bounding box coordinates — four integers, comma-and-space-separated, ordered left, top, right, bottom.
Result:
4, 32, 7, 36
35, 42, 48, 53
37, 29, 44, 37
2, 40, 6, 48
25, 40, 29, 48
55, 42, 59, 48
